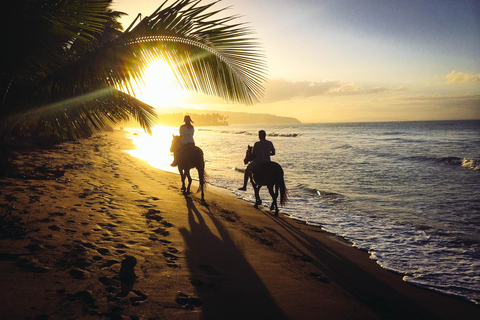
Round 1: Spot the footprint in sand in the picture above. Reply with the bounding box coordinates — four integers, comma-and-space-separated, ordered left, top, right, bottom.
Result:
98, 222, 118, 231
167, 247, 179, 254
73, 244, 87, 253
29, 195, 40, 203
196, 265, 219, 276
144, 209, 163, 221
163, 252, 180, 268
25, 243, 43, 251
259, 238, 274, 246
72, 258, 92, 269
98, 276, 117, 287
78, 241, 96, 249
71, 290, 99, 309
162, 252, 179, 261
190, 277, 216, 291
250, 226, 265, 233
101, 259, 120, 268
137, 204, 154, 209
96, 248, 110, 256
49, 211, 66, 217
152, 228, 169, 237
175, 292, 203, 310
161, 221, 173, 228
310, 272, 330, 284
130, 290, 148, 306
69, 269, 87, 279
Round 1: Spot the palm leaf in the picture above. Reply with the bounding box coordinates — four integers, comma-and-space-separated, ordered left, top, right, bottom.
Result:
123, 0, 267, 104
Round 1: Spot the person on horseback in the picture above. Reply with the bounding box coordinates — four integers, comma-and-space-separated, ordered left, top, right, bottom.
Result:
171, 115, 195, 166
238, 130, 275, 191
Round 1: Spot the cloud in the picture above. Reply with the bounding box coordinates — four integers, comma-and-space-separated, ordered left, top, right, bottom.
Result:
262, 78, 407, 103
445, 71, 480, 84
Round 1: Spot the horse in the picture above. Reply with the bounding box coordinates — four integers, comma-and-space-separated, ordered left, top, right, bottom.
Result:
243, 145, 288, 216
170, 135, 206, 203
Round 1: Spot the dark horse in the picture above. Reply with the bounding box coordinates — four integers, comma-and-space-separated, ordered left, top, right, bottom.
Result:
170, 135, 206, 203
243, 145, 288, 216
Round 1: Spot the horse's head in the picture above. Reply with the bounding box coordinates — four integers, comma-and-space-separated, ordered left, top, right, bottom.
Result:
170, 135, 181, 152
244, 145, 254, 165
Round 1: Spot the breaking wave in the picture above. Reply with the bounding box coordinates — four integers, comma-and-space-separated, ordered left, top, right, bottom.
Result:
198, 128, 299, 137
404, 155, 479, 171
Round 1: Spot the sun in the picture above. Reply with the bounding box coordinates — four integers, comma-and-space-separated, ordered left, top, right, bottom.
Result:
132, 59, 184, 106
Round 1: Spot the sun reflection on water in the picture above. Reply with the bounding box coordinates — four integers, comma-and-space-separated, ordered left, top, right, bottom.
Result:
124, 126, 178, 172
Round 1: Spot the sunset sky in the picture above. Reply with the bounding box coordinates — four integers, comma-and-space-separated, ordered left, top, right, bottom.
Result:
114, 0, 480, 123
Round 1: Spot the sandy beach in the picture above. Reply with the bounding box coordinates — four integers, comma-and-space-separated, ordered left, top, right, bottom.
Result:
1, 129, 479, 320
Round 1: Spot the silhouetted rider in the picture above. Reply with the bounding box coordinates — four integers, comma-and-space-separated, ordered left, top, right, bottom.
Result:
239, 130, 275, 191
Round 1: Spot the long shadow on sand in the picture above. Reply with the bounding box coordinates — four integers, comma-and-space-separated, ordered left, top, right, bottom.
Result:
179, 196, 288, 320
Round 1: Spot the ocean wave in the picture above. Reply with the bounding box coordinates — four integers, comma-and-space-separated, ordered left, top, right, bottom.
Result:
197, 128, 300, 137
268, 133, 300, 137
405, 155, 480, 171
437, 157, 480, 171
438, 156, 463, 165
299, 185, 345, 200
461, 158, 480, 171
385, 138, 426, 143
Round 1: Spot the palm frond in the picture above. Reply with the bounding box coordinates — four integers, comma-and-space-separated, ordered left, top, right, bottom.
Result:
122, 0, 267, 104
6, 88, 156, 139
34, 0, 267, 104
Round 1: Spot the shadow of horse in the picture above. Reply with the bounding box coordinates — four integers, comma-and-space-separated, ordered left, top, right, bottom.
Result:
243, 145, 288, 216
178, 196, 288, 319
170, 135, 206, 203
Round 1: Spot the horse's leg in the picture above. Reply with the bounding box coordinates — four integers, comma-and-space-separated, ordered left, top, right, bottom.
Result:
197, 165, 206, 204
185, 170, 192, 194
273, 184, 280, 216
179, 169, 186, 192
199, 170, 205, 203
267, 184, 277, 212
253, 184, 262, 208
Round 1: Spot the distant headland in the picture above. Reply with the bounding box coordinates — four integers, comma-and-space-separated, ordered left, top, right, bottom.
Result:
131, 107, 301, 127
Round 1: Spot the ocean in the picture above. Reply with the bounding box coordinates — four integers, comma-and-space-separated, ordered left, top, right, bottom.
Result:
125, 120, 480, 304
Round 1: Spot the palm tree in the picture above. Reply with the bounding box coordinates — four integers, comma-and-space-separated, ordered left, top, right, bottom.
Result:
0, 0, 267, 140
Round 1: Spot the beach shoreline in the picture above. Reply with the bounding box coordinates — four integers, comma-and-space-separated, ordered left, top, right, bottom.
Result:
1, 129, 478, 319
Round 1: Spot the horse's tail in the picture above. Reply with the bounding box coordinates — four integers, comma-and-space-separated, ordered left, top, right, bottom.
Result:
198, 164, 207, 190
278, 168, 288, 207
196, 149, 207, 192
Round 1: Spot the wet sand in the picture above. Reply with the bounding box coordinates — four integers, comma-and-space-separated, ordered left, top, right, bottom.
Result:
0, 130, 479, 319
